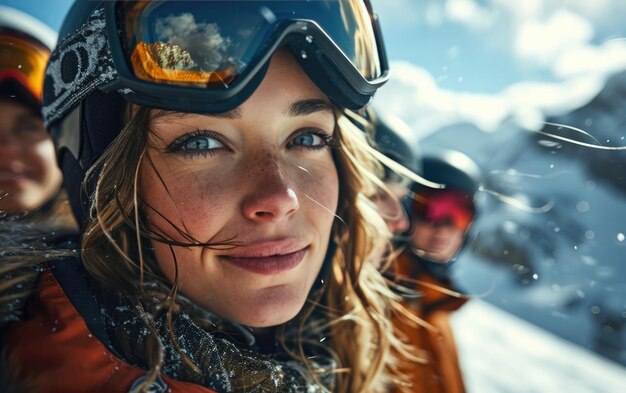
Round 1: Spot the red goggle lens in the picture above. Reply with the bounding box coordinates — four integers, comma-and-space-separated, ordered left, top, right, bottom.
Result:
411, 190, 475, 231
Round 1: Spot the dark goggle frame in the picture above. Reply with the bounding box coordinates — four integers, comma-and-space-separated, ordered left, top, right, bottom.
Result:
99, 0, 389, 114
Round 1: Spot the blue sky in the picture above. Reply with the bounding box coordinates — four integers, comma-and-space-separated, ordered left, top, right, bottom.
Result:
372, 0, 626, 91
369, 0, 626, 138
5, 0, 626, 139
0, 0, 73, 34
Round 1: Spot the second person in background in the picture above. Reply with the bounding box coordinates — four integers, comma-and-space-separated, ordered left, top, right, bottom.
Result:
0, 7, 73, 229
394, 150, 482, 393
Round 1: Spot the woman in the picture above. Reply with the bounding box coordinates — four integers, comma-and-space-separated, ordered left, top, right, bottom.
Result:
393, 151, 482, 393
1, 1, 415, 392
0, 7, 73, 229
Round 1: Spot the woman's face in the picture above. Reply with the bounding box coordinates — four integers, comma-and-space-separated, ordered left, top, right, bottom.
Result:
140, 51, 339, 327
0, 101, 62, 214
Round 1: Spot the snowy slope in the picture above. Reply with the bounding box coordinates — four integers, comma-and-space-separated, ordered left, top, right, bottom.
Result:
452, 300, 626, 393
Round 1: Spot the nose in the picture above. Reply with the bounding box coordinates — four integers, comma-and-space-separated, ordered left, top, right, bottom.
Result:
241, 154, 300, 223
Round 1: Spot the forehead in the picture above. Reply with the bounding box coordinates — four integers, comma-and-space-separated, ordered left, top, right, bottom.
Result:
0, 100, 41, 124
0, 99, 36, 113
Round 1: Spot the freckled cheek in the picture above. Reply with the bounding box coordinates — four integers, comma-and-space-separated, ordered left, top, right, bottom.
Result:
174, 182, 232, 238
140, 164, 234, 242
294, 163, 339, 216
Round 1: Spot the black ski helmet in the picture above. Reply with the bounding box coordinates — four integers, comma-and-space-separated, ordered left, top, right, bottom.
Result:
369, 109, 421, 177
417, 150, 481, 198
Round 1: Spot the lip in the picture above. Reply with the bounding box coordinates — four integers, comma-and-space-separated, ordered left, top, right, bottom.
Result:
219, 239, 309, 275
429, 238, 451, 251
0, 172, 26, 187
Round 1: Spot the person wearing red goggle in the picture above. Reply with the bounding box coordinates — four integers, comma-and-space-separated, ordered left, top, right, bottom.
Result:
408, 151, 480, 267
409, 188, 475, 264
391, 150, 481, 393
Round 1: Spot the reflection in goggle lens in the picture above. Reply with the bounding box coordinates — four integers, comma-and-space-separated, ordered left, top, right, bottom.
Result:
120, 0, 382, 88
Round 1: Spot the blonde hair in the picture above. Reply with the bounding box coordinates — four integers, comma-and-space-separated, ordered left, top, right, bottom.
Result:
79, 106, 412, 392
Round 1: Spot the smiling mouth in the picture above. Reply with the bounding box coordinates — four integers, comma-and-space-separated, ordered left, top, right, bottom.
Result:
427, 239, 451, 251
0, 173, 26, 187
220, 248, 308, 275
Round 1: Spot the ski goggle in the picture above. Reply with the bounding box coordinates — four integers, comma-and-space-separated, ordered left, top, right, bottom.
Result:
0, 33, 50, 102
101, 0, 388, 113
411, 190, 475, 231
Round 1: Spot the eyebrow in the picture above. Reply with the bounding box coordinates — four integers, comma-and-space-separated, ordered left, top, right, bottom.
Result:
209, 107, 242, 119
151, 99, 332, 121
287, 99, 334, 117
152, 107, 242, 120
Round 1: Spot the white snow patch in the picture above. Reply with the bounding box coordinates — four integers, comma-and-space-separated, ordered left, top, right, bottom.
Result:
452, 299, 626, 393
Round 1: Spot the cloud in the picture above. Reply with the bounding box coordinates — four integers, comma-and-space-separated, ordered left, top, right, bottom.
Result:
514, 10, 593, 66
444, 0, 496, 30
461, 1, 626, 80
385, 0, 626, 85
373, 0, 495, 29
509, 6, 626, 81
369, 0, 626, 140
376, 0, 626, 38
373, 61, 604, 138
553, 40, 626, 79
370, 0, 425, 27
155, 13, 231, 71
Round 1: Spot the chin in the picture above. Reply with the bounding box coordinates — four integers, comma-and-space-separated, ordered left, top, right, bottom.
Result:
235, 303, 303, 328
426, 252, 453, 264
233, 285, 309, 328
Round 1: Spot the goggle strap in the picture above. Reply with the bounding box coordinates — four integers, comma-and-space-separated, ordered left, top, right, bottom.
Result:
43, 8, 117, 128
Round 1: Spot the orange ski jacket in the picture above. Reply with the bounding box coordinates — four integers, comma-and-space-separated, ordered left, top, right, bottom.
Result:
391, 251, 468, 393
2, 269, 217, 393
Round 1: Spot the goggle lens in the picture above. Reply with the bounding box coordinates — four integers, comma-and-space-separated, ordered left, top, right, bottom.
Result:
119, 0, 382, 88
412, 190, 475, 231
0, 34, 50, 100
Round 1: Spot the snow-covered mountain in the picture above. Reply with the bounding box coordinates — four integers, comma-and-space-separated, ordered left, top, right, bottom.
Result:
416, 69, 626, 367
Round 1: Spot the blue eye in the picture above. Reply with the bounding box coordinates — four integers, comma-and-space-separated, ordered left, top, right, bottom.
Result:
183, 136, 223, 151
290, 131, 330, 148
165, 130, 227, 158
